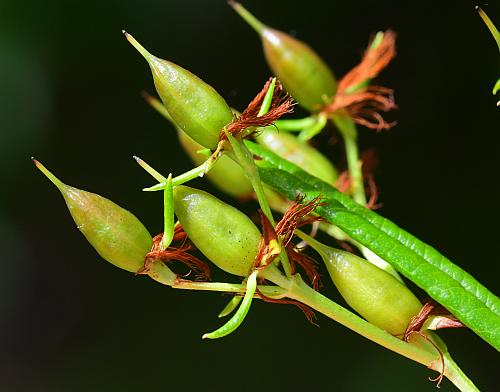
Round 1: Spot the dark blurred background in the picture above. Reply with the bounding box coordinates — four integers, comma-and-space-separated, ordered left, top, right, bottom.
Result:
1, 0, 499, 391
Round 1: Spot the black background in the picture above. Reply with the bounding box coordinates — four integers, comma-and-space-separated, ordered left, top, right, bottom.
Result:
1, 0, 499, 391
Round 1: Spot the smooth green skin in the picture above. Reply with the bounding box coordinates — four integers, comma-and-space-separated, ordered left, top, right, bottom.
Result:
261, 28, 337, 112
178, 131, 254, 198
127, 33, 233, 149
245, 140, 500, 349
256, 127, 337, 184
150, 56, 233, 149
300, 232, 422, 336
233, 1, 335, 111
63, 187, 153, 272
173, 185, 261, 277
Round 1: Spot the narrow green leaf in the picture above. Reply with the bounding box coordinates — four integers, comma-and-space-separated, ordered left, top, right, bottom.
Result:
203, 270, 258, 339
218, 296, 243, 318
246, 140, 500, 349
161, 174, 174, 250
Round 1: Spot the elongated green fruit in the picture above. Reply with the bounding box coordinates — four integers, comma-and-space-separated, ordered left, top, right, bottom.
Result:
124, 32, 233, 149
144, 93, 254, 197
231, 2, 336, 112
33, 159, 152, 273
173, 185, 260, 276
297, 231, 421, 335
256, 127, 337, 184
246, 140, 500, 349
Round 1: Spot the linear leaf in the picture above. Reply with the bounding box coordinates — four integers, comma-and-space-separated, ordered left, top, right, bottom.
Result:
246, 140, 500, 349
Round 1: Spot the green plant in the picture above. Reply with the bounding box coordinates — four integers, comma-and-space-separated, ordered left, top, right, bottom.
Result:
33, 2, 499, 390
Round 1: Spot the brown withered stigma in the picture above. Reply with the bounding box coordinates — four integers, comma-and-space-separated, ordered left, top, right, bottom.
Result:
403, 301, 465, 387
335, 149, 382, 209
138, 224, 211, 281
256, 288, 318, 326
323, 30, 397, 131
256, 195, 324, 289
221, 78, 294, 140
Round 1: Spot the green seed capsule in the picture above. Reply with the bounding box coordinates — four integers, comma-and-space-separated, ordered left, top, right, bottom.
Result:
298, 231, 422, 335
173, 185, 261, 276
34, 159, 152, 273
124, 32, 233, 149
144, 94, 254, 198
256, 127, 337, 183
231, 2, 337, 112
178, 130, 254, 198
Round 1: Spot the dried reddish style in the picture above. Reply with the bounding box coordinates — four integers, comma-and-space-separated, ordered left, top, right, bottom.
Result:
139, 224, 211, 281
324, 30, 397, 131
222, 79, 294, 140
256, 288, 318, 326
255, 210, 281, 269
287, 247, 321, 290
403, 301, 464, 387
334, 149, 382, 209
256, 196, 324, 288
275, 195, 325, 247
404, 301, 464, 340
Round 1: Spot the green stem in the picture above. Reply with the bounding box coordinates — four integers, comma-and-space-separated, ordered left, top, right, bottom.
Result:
444, 353, 479, 392
147, 260, 475, 389
227, 134, 274, 223
141, 143, 224, 191
330, 113, 366, 205
298, 113, 328, 141
328, 114, 403, 279
230, 1, 266, 34
275, 116, 318, 131
147, 261, 286, 297
285, 274, 477, 391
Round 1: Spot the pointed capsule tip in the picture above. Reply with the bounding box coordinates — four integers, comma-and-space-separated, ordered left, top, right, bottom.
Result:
33, 159, 67, 190
141, 90, 153, 102
124, 31, 154, 61
132, 155, 142, 163
230, 1, 266, 34
202, 333, 210, 340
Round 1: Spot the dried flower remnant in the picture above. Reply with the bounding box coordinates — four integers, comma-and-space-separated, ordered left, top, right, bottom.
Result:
222, 79, 294, 140
139, 225, 211, 281
287, 247, 321, 291
256, 196, 324, 288
324, 31, 397, 131
256, 288, 318, 326
275, 195, 325, 247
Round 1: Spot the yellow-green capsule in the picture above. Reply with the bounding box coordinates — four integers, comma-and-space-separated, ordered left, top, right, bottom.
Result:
256, 127, 338, 183
173, 185, 261, 276
298, 231, 422, 335
124, 32, 233, 149
34, 159, 152, 273
231, 2, 337, 112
